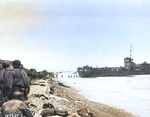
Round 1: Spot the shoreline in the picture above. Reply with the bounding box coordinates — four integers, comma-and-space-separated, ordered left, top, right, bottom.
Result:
57, 84, 137, 117
28, 78, 138, 117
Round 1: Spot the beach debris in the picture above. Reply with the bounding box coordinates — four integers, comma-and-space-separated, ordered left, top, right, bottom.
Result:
77, 108, 91, 117
32, 94, 49, 99
39, 81, 46, 83
55, 110, 69, 117
40, 108, 55, 117
40, 84, 46, 86
67, 113, 81, 117
47, 115, 62, 117
58, 82, 70, 88
50, 86, 55, 94
43, 103, 55, 109
30, 104, 37, 108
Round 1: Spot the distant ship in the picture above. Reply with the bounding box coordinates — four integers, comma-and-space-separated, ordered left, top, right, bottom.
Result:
77, 47, 150, 77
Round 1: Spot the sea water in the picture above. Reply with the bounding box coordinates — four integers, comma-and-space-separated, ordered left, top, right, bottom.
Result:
57, 74, 150, 117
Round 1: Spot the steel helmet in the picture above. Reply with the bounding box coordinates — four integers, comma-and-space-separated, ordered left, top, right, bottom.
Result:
3, 61, 10, 69
13, 60, 21, 68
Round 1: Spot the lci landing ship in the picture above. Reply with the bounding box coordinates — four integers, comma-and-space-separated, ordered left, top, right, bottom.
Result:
77, 57, 150, 78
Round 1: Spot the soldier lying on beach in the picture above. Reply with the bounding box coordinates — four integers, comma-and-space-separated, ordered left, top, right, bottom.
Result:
1, 94, 35, 117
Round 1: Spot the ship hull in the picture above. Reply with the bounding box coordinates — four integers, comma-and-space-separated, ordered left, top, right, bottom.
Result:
78, 68, 150, 78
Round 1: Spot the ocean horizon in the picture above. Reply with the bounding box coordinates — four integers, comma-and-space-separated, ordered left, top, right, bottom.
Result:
57, 74, 150, 117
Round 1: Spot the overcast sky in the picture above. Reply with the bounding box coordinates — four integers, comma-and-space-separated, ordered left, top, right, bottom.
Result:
0, 0, 150, 72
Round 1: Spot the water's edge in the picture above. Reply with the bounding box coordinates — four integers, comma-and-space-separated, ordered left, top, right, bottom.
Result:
57, 75, 150, 117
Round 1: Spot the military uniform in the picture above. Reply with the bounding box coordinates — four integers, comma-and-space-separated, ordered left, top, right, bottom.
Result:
3, 67, 13, 101
1, 61, 13, 104
0, 67, 3, 83
8, 60, 30, 101
0, 63, 4, 90
0, 64, 4, 105
9, 69, 30, 100
1, 99, 33, 117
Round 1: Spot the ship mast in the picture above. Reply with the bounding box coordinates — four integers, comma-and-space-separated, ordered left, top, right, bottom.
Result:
130, 45, 132, 59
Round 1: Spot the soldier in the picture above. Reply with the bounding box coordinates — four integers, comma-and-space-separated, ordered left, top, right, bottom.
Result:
0, 60, 4, 105
0, 61, 3, 84
1, 94, 34, 117
9, 60, 30, 101
2, 61, 13, 102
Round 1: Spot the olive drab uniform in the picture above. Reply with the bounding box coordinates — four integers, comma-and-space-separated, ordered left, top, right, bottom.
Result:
0, 67, 4, 89
1, 99, 33, 117
3, 68, 13, 102
9, 69, 30, 100
0, 64, 4, 105
0, 66, 3, 83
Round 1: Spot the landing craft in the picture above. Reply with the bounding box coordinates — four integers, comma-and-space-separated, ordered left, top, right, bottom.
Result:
77, 47, 150, 77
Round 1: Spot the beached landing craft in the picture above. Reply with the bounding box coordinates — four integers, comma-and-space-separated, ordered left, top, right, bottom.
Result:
77, 47, 150, 77
77, 59, 150, 78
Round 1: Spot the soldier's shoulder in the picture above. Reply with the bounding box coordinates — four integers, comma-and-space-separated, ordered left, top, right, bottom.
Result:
20, 69, 26, 73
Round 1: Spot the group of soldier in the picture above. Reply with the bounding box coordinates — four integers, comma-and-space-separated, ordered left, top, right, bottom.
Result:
0, 60, 34, 117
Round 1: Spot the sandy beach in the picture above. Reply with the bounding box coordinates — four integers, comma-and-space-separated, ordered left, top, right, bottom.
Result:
26, 78, 138, 117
